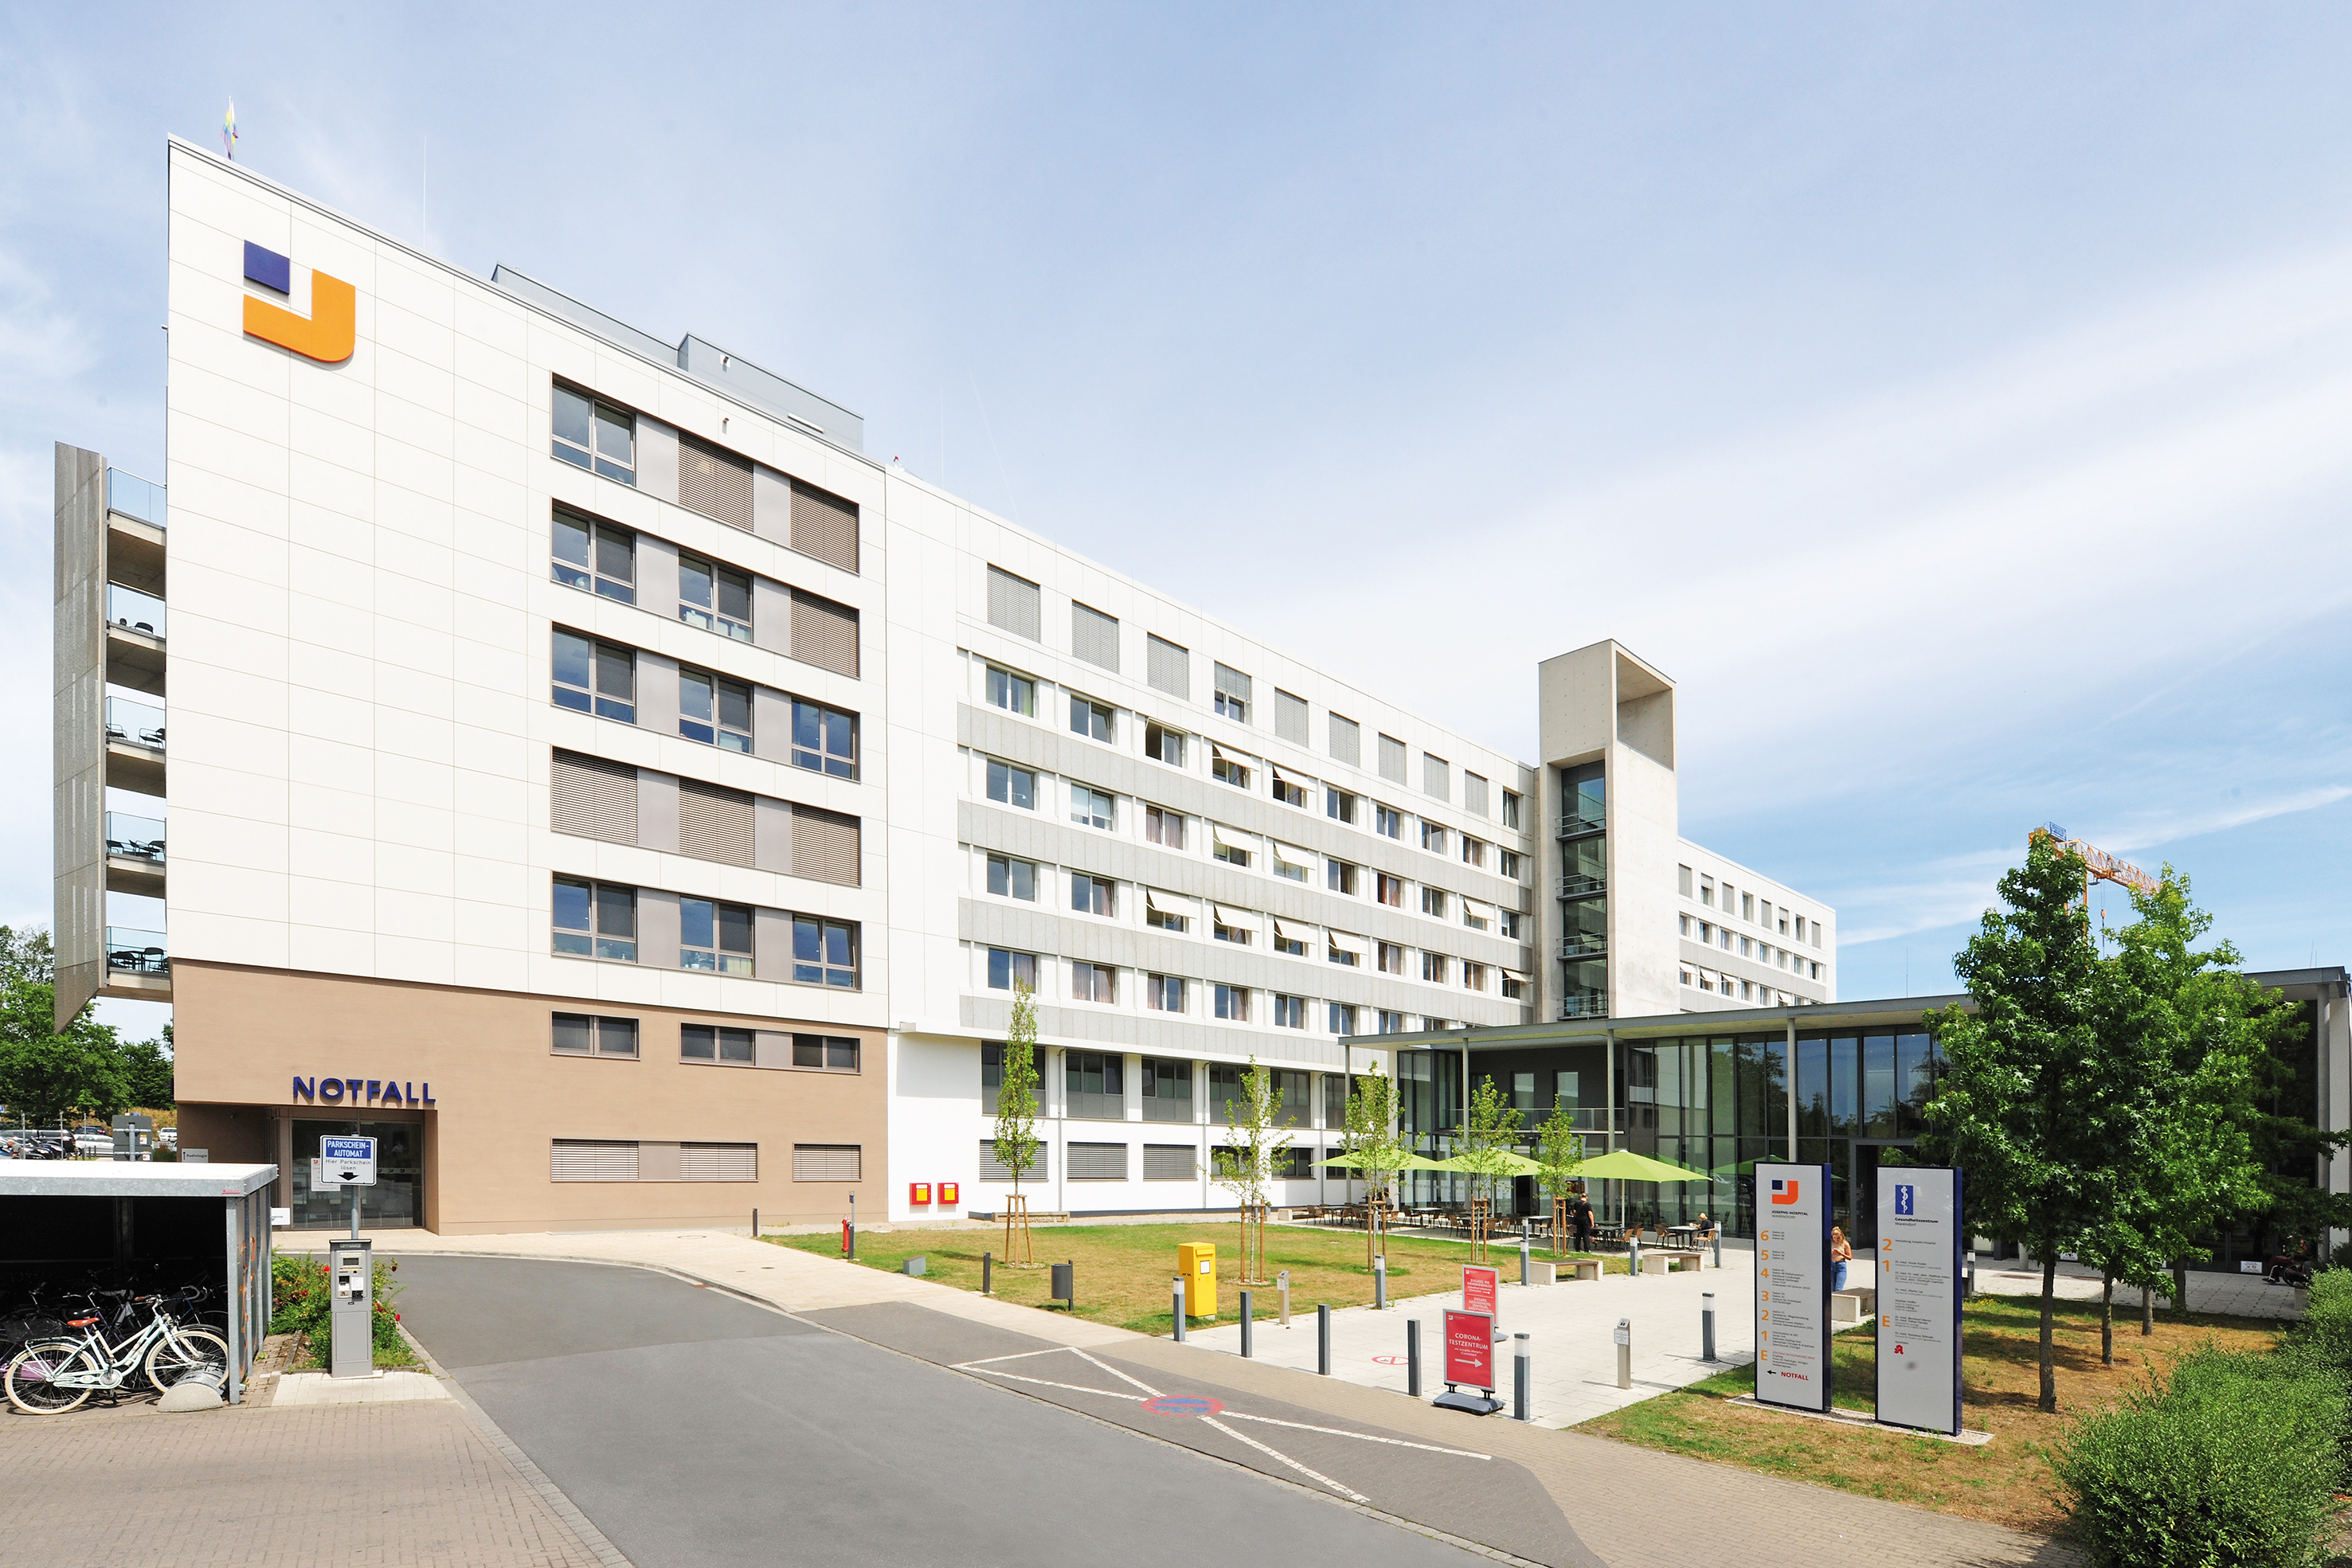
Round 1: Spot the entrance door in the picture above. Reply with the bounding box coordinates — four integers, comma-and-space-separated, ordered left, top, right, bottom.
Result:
292, 1120, 423, 1228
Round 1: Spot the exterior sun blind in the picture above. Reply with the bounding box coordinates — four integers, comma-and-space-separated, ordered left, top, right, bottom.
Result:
1423, 753, 1450, 800
793, 1144, 863, 1181
1464, 772, 1489, 817
551, 1140, 639, 1182
1213, 663, 1251, 702
789, 588, 859, 676
1378, 733, 1407, 784
791, 804, 861, 886
677, 433, 754, 530
979, 1140, 1049, 1182
789, 478, 860, 572
1144, 1144, 1196, 1180
1146, 634, 1190, 699
679, 1142, 758, 1182
551, 750, 637, 843
986, 565, 1042, 640
679, 778, 757, 866
1274, 690, 1309, 745
1070, 601, 1120, 671
1329, 714, 1360, 768
1067, 1142, 1127, 1180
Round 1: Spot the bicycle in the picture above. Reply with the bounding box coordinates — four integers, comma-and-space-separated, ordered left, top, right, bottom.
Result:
3, 1288, 230, 1414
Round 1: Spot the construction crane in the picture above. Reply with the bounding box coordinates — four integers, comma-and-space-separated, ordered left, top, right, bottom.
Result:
2028, 823, 2163, 897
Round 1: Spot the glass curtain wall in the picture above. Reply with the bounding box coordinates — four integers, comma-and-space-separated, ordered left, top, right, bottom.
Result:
1556, 763, 1607, 1019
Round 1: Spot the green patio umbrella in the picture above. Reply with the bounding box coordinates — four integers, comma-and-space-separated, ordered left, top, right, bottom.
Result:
1427, 1151, 1544, 1175
1311, 1152, 1369, 1169
1571, 1149, 1713, 1183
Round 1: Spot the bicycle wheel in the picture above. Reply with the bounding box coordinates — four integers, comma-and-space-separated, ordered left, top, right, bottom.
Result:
145, 1327, 230, 1394
5, 1341, 98, 1415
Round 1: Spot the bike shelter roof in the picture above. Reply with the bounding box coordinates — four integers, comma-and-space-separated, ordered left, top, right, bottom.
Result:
0, 1159, 277, 1198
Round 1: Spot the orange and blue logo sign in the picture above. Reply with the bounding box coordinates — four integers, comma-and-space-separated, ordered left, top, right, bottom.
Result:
241, 241, 354, 362
1770, 1178, 1802, 1206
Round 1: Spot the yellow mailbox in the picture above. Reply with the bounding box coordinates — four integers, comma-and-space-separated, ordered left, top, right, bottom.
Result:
1177, 1241, 1218, 1320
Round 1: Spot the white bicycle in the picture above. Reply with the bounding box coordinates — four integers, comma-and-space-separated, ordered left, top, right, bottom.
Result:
3, 1286, 231, 1414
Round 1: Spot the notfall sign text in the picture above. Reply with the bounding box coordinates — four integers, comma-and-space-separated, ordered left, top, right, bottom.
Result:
292, 1077, 437, 1107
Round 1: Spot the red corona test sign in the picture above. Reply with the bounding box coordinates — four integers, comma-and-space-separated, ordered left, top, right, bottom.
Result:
1443, 1308, 1495, 1391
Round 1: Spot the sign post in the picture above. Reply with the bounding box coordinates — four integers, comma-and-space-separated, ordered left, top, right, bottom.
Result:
1876, 1166, 1964, 1435
1433, 1308, 1502, 1414
314, 1136, 378, 1240
1753, 1160, 1831, 1413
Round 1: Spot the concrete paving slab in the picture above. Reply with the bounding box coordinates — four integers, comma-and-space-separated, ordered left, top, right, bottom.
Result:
272, 1368, 452, 1406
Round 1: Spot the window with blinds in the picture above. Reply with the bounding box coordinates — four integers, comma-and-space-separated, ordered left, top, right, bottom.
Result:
551, 749, 638, 843
1067, 1142, 1128, 1181
789, 477, 860, 573
680, 1142, 758, 1182
791, 804, 861, 885
1464, 771, 1489, 817
1071, 601, 1120, 671
790, 588, 859, 677
1378, 733, 1408, 784
679, 779, 757, 866
550, 1140, 640, 1182
978, 1140, 1049, 1182
678, 434, 754, 530
986, 565, 1041, 640
1213, 663, 1251, 703
1143, 1144, 1196, 1181
1147, 634, 1190, 699
792, 1144, 863, 1181
1274, 689, 1309, 745
1423, 753, 1450, 800
1329, 714, 1361, 768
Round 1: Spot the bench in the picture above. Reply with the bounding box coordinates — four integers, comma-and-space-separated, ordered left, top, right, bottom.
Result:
1831, 1288, 1877, 1324
1641, 1249, 1704, 1276
1564, 1257, 1603, 1282
1525, 1261, 1557, 1287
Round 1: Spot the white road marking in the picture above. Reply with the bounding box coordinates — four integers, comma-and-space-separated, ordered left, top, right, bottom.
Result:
1202, 1415, 1372, 1503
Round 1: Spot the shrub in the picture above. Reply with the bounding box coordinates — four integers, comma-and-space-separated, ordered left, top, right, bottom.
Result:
2054, 1346, 2346, 1568
268, 1254, 405, 1359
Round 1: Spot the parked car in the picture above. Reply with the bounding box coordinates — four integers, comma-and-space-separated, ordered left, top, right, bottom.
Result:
73, 1128, 112, 1156
158, 1128, 179, 1148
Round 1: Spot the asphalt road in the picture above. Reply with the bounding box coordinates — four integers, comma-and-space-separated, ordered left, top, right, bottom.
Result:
393, 1255, 1486, 1568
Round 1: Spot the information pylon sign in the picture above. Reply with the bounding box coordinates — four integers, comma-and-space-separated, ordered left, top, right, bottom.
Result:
1754, 1161, 1831, 1413
1876, 1166, 1964, 1435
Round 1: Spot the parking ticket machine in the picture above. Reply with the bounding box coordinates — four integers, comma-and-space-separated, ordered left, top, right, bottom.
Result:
330, 1238, 373, 1379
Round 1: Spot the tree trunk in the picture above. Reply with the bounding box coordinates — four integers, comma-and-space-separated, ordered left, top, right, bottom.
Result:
2038, 1251, 2059, 1413
2141, 1279, 2154, 1335
2174, 1261, 2189, 1320
2100, 1273, 2113, 1366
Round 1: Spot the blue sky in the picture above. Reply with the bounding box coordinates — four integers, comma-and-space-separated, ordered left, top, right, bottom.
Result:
3, 5, 2349, 1035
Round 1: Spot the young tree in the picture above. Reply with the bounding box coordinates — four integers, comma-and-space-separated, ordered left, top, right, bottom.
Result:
119, 1023, 175, 1111
1343, 1067, 1410, 1271
1919, 837, 2157, 1414
1534, 1098, 1587, 1256
1211, 1058, 1289, 1285
992, 983, 1043, 1265
0, 925, 130, 1128
1454, 1075, 1524, 1261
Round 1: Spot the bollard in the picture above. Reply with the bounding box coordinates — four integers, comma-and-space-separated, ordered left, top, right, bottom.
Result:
1374, 1254, 1387, 1311
1629, 1235, 1642, 1277
1407, 1316, 1423, 1398
1318, 1304, 1332, 1375
1713, 1231, 1723, 1269
1965, 1250, 1977, 1299
1614, 1316, 1632, 1390
1278, 1269, 1292, 1328
849, 1195, 857, 1261
1701, 1292, 1717, 1363
1241, 1290, 1254, 1358
981, 1250, 992, 1296
752, 1207, 759, 1239
1173, 1277, 1188, 1343
1520, 1233, 1532, 1285
1513, 1332, 1531, 1422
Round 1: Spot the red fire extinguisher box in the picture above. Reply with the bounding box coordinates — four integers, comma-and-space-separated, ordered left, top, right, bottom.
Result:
938, 1181, 960, 1206
910, 1182, 932, 1206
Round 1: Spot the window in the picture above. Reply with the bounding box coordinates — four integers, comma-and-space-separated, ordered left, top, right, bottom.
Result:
1681, 968, 1694, 987
987, 854, 1037, 900
682, 1024, 756, 1063
679, 669, 753, 752
1498, 849, 1521, 880
1423, 952, 1447, 983
1274, 994, 1308, 1029
986, 565, 1042, 640
1070, 783, 1114, 831
1146, 974, 1186, 1012
986, 666, 1035, 717
552, 382, 635, 483
550, 1140, 640, 1181
552, 508, 635, 603
1720, 927, 1733, 950
1501, 971, 1526, 1000
1145, 1144, 1195, 1177
793, 1035, 860, 1071
554, 877, 636, 961
1146, 634, 1190, 698
1273, 771, 1307, 809
978, 1139, 1047, 1182
1794, 915, 1807, 941
1213, 909, 1252, 944
1213, 663, 1250, 724
680, 773, 757, 868
1069, 695, 1113, 742
1326, 788, 1356, 824
1463, 962, 1488, 991
1274, 688, 1309, 745
981, 1043, 1005, 1113
1145, 894, 1189, 933
791, 699, 857, 778
679, 433, 753, 530
1700, 876, 1716, 908
1422, 887, 1447, 919
789, 587, 859, 676
1325, 936, 1360, 968
1743, 892, 1755, 921
1145, 722, 1187, 767
552, 1013, 639, 1057
1679, 913, 1691, 936
1759, 899, 1775, 926
793, 917, 859, 987
1377, 940, 1404, 975
1073, 962, 1116, 1003
1463, 772, 1489, 817
1375, 804, 1402, 839
1145, 805, 1185, 849
1779, 914, 1790, 936
1142, 1058, 1192, 1122
1679, 864, 1695, 897
1376, 873, 1403, 908
1214, 983, 1250, 1021
680, 898, 755, 975
1272, 843, 1311, 884
1378, 1010, 1407, 1035
789, 478, 861, 574
986, 948, 1038, 991
1326, 859, 1359, 897
986, 759, 1035, 809
1066, 1051, 1125, 1120
792, 1144, 860, 1182
1423, 753, 1450, 800
1071, 601, 1121, 671
551, 749, 636, 843
1211, 746, 1252, 790
1502, 788, 1522, 829
1329, 713, 1361, 766
1462, 901, 1493, 933
1329, 1003, 1357, 1036
1068, 1143, 1128, 1180
1421, 821, 1447, 854
1071, 873, 1114, 917
1461, 836, 1487, 870
1378, 733, 1407, 784
552, 629, 636, 722
1211, 828, 1250, 869
677, 553, 750, 640
1501, 909, 1520, 939
1274, 923, 1306, 956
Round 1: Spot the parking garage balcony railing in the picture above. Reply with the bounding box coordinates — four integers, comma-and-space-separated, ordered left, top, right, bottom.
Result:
1556, 988, 1608, 1020
108, 583, 166, 640
106, 468, 166, 528
105, 812, 166, 865
1557, 808, 1606, 839
105, 927, 168, 974
1556, 873, 1606, 899
104, 696, 166, 752
1557, 935, 1607, 960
